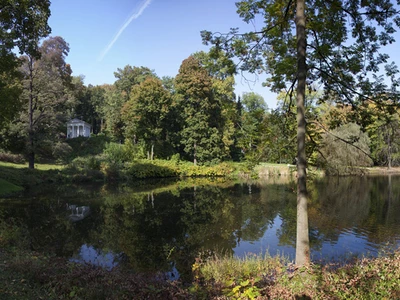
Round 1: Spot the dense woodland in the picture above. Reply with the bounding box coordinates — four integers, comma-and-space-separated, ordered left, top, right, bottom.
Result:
1, 33, 399, 171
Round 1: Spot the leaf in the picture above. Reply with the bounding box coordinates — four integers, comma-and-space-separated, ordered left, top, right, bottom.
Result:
232, 285, 241, 293
240, 279, 250, 287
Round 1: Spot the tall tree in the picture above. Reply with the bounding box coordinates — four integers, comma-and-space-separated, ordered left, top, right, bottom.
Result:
100, 84, 125, 140
19, 36, 75, 168
0, 0, 51, 132
175, 56, 224, 164
202, 0, 400, 265
194, 50, 239, 160
237, 92, 268, 160
121, 77, 172, 159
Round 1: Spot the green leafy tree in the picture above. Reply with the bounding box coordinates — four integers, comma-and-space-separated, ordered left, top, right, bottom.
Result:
88, 84, 108, 134
0, 0, 51, 133
114, 65, 157, 101
18, 36, 75, 168
318, 122, 373, 174
175, 56, 225, 165
202, 0, 400, 265
73, 79, 103, 134
121, 77, 172, 159
161, 76, 175, 94
98, 65, 158, 140
194, 50, 239, 160
365, 104, 400, 168
0, 65, 22, 131
237, 92, 267, 160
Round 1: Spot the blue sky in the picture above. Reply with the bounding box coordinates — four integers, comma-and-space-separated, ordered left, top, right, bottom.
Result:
48, 0, 276, 107
48, 0, 400, 109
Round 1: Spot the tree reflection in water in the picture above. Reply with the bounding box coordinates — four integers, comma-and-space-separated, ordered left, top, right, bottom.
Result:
1, 176, 399, 280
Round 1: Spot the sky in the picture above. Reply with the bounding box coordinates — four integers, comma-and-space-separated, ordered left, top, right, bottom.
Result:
48, 0, 400, 110
48, 0, 276, 107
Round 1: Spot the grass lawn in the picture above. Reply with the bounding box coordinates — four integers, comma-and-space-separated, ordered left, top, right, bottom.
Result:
0, 161, 64, 170
0, 178, 23, 196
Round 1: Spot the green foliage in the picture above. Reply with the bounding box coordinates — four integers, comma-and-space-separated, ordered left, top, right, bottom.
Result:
72, 77, 102, 134
123, 160, 237, 180
123, 139, 147, 160
16, 36, 76, 168
197, 253, 285, 299
194, 250, 400, 299
203, 0, 400, 104
318, 123, 373, 175
0, 152, 25, 164
69, 156, 101, 171
237, 92, 269, 162
52, 141, 73, 163
121, 77, 172, 158
125, 161, 178, 179
0, 216, 29, 249
103, 142, 129, 164
0, 178, 23, 196
66, 135, 111, 159
175, 56, 227, 164
114, 65, 158, 101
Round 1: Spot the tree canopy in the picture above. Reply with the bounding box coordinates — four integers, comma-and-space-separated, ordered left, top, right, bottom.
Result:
201, 0, 400, 266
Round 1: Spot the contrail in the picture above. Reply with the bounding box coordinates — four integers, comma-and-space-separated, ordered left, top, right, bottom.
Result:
98, 0, 153, 61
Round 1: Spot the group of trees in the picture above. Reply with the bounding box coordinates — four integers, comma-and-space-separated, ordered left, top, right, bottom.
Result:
2, 0, 400, 267
2, 0, 399, 175
201, 0, 400, 266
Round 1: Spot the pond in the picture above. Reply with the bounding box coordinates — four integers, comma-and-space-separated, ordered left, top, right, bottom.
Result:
1, 175, 399, 281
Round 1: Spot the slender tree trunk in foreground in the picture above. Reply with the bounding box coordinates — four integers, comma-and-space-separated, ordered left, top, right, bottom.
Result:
295, 0, 310, 266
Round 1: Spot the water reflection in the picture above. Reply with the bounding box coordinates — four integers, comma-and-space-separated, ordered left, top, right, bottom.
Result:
1, 176, 400, 279
70, 244, 120, 270
67, 204, 91, 222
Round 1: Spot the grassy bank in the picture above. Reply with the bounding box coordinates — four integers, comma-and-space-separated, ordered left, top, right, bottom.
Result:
194, 251, 400, 299
2, 158, 399, 197
1, 247, 399, 299
0, 179, 23, 195
0, 160, 253, 196
0, 162, 65, 196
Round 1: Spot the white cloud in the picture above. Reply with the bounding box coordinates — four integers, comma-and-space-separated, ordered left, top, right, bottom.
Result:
98, 0, 153, 61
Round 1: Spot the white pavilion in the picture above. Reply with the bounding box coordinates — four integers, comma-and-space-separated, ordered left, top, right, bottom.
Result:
67, 118, 91, 138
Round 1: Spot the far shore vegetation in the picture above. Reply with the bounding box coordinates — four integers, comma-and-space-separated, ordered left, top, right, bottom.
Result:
1, 135, 399, 298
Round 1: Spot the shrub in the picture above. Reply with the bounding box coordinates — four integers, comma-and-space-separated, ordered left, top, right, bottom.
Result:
125, 161, 178, 179
52, 142, 73, 163
67, 156, 102, 171
103, 142, 129, 164
0, 152, 25, 164
102, 161, 122, 182
124, 139, 147, 160
66, 135, 111, 158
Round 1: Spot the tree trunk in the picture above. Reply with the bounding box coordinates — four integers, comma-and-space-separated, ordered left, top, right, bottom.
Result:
28, 56, 35, 169
295, 0, 310, 266
151, 143, 154, 160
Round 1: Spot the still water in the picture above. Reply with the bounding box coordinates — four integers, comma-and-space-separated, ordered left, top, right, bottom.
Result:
1, 175, 399, 280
